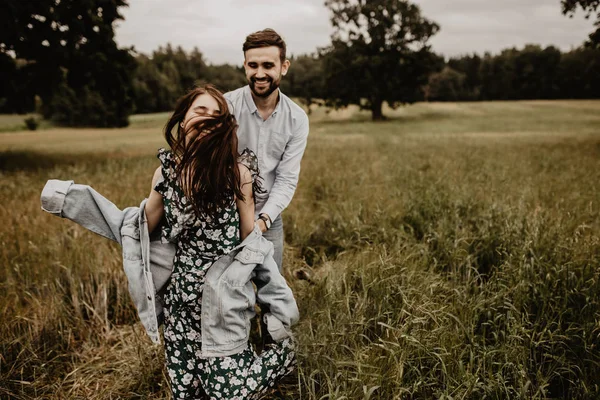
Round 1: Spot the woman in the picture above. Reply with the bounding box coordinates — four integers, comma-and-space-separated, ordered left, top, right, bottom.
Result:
144, 84, 296, 399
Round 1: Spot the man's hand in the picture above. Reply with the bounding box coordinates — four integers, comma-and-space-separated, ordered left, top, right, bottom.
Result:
257, 218, 268, 233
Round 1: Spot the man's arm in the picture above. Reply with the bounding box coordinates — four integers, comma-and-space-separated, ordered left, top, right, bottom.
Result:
260, 115, 309, 222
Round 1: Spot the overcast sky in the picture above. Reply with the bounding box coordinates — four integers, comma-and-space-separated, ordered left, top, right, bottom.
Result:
114, 0, 595, 65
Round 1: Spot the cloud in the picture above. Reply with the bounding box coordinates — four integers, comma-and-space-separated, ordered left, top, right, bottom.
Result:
415, 0, 595, 56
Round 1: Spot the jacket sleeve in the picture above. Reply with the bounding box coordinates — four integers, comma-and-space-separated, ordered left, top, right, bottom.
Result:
252, 246, 300, 330
41, 179, 125, 245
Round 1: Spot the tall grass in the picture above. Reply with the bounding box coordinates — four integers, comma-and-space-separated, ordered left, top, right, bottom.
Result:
1, 101, 599, 399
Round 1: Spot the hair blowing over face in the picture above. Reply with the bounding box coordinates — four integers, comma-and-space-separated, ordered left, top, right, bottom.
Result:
164, 84, 244, 219
243, 28, 287, 62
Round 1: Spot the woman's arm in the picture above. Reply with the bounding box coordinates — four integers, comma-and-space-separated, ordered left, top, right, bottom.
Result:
146, 167, 164, 234
236, 163, 255, 240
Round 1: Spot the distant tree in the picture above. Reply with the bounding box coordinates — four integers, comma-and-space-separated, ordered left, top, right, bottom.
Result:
0, 0, 136, 127
447, 44, 599, 101
152, 44, 206, 94
479, 49, 518, 100
512, 45, 562, 99
321, 0, 441, 120
562, 0, 600, 48
165, 46, 207, 92
130, 44, 211, 113
285, 54, 325, 113
448, 54, 482, 100
425, 67, 466, 101
0, 53, 36, 113
132, 54, 180, 113
204, 64, 246, 93
557, 47, 600, 98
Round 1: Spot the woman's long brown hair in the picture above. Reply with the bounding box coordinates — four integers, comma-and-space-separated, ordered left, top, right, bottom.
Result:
164, 84, 244, 218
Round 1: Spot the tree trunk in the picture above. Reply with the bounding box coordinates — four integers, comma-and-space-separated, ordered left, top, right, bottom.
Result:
370, 98, 385, 121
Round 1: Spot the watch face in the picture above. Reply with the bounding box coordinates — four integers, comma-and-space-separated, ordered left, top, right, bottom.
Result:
260, 215, 271, 228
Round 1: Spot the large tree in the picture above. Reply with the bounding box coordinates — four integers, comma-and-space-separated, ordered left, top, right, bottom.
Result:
283, 54, 326, 113
562, 0, 600, 48
321, 0, 441, 120
0, 0, 135, 127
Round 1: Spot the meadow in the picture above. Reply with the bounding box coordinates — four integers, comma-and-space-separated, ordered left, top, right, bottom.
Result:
1, 100, 599, 399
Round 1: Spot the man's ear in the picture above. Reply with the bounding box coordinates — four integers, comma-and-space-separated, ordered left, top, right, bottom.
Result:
281, 59, 291, 76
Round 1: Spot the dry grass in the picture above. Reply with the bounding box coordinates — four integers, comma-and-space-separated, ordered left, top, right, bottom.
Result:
1, 101, 600, 399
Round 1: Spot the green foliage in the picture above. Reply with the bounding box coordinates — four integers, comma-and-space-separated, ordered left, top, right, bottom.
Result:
24, 116, 38, 130
283, 54, 326, 112
130, 45, 246, 114
204, 64, 247, 93
132, 53, 181, 114
428, 45, 600, 101
0, 53, 36, 113
0, 0, 136, 127
322, 0, 442, 120
425, 67, 467, 101
49, 83, 112, 127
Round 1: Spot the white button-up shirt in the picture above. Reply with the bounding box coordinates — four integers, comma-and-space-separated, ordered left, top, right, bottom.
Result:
225, 86, 309, 221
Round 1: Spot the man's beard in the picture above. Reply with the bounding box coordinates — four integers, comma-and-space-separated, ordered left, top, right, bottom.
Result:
249, 76, 280, 98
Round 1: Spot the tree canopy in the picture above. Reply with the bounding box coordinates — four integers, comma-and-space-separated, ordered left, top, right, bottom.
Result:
424, 45, 600, 102
0, 0, 135, 127
282, 54, 325, 113
321, 0, 442, 120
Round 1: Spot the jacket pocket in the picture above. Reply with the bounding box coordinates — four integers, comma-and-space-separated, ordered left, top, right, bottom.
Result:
220, 280, 255, 343
121, 223, 142, 261
234, 246, 265, 265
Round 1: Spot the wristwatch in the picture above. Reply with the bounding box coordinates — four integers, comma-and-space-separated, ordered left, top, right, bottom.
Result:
258, 213, 272, 230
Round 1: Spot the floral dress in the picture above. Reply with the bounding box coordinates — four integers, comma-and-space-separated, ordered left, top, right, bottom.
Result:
154, 148, 295, 400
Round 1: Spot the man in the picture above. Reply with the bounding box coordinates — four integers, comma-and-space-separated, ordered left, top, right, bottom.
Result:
225, 28, 310, 272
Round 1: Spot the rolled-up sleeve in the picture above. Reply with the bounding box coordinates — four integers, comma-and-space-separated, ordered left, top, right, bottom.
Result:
260, 114, 309, 222
40, 179, 125, 244
40, 179, 74, 216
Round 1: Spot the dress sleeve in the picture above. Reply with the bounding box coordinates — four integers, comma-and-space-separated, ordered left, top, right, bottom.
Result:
154, 148, 174, 196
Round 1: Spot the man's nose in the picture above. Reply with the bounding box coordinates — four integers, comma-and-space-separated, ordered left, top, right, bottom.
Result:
255, 67, 266, 79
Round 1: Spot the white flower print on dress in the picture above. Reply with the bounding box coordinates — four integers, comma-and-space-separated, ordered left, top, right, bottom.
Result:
226, 225, 237, 239
182, 373, 193, 386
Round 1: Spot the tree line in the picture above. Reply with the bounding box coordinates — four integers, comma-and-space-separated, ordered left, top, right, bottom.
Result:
1, 0, 599, 126
426, 45, 600, 102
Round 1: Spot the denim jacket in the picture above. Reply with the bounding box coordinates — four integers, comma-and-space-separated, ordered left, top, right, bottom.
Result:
40, 180, 299, 356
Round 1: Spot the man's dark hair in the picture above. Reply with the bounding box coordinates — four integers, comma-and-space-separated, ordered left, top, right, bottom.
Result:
243, 28, 286, 62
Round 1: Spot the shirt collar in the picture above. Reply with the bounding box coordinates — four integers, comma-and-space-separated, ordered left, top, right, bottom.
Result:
243, 85, 282, 118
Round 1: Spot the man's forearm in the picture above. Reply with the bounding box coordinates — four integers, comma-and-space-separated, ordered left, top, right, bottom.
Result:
259, 176, 298, 222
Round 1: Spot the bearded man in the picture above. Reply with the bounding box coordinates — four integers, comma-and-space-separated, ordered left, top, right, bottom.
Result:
225, 28, 310, 273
